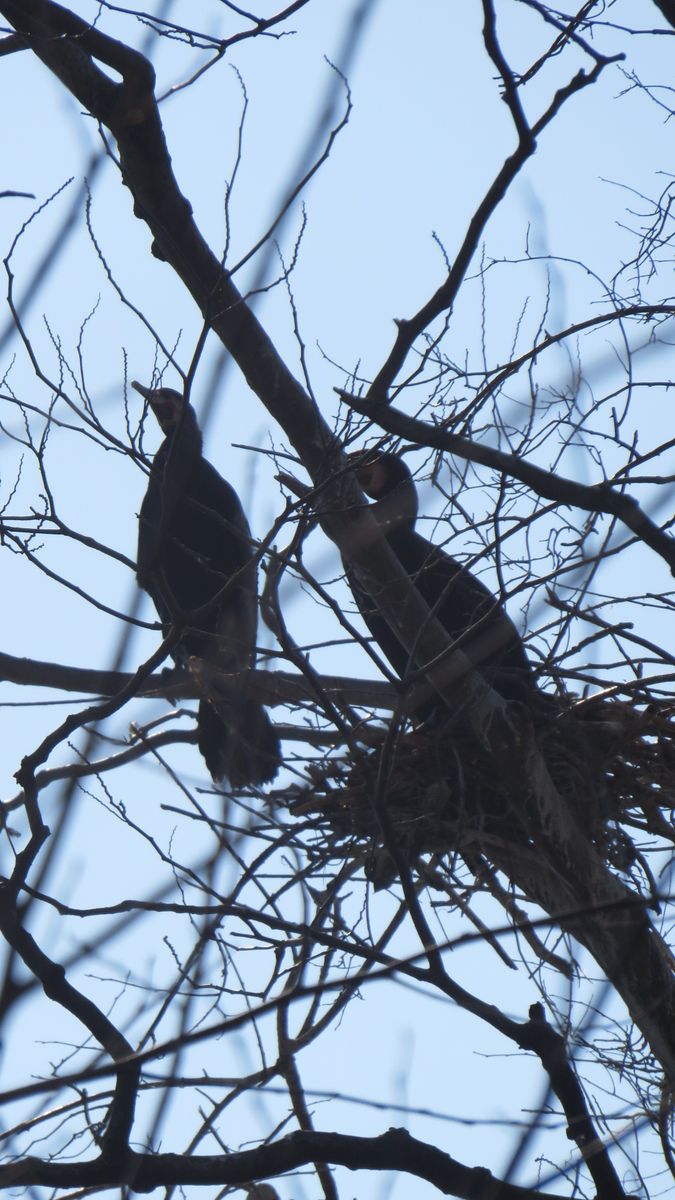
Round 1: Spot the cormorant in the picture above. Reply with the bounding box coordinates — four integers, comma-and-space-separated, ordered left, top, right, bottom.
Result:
347, 451, 542, 712
134, 381, 280, 786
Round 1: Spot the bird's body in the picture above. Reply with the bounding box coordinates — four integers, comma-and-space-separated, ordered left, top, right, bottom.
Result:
134, 382, 280, 786
347, 452, 542, 711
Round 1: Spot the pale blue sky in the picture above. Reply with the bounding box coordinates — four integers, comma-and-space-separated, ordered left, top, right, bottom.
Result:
1, 3, 674, 1196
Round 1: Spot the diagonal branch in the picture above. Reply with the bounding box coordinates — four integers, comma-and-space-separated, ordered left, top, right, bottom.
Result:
339, 389, 675, 575
365, 10, 622, 404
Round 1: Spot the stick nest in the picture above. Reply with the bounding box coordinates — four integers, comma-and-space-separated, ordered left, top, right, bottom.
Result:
288, 696, 675, 893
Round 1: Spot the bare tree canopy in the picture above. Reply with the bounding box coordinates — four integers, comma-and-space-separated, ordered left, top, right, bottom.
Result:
1, 3, 675, 1198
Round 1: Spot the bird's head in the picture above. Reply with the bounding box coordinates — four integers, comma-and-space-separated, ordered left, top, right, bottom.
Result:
348, 450, 412, 497
347, 450, 418, 528
132, 381, 187, 434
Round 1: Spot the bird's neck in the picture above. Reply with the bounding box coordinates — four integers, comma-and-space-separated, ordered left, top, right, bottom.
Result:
158, 409, 202, 466
369, 481, 418, 534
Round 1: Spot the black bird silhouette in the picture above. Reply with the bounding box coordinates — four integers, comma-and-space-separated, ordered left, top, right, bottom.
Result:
347, 451, 542, 712
134, 381, 280, 786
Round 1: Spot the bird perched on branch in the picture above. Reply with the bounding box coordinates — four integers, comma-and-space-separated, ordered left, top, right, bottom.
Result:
347, 450, 543, 712
134, 381, 280, 787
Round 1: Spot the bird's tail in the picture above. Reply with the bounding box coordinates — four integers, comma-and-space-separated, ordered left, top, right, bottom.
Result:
197, 696, 281, 788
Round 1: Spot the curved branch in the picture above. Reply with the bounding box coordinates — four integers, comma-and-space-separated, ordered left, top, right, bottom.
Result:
0, 884, 139, 1160
0, 1126, 572, 1198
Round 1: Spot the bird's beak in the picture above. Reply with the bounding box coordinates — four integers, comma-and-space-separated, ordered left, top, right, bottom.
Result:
132, 380, 183, 431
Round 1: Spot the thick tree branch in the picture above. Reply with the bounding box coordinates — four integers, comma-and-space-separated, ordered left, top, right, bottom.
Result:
0, 1125, 574, 1197
520, 1004, 626, 1200
339, 390, 675, 575
0, 650, 397, 709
